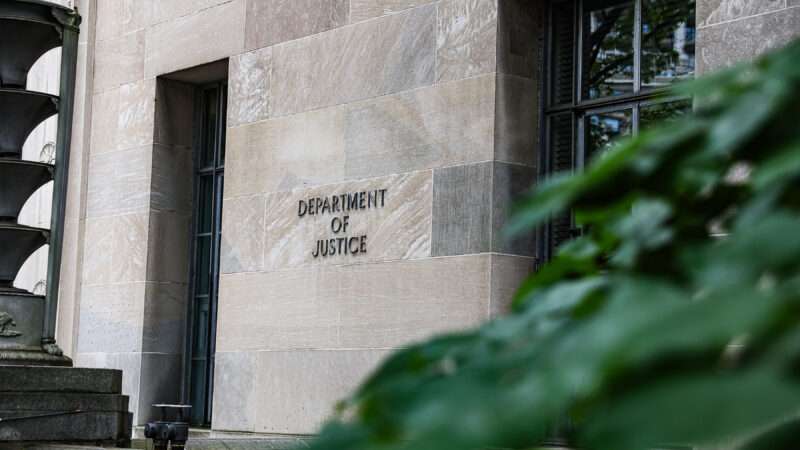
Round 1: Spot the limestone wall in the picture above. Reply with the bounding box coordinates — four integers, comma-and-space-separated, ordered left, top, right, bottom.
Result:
54, 0, 800, 437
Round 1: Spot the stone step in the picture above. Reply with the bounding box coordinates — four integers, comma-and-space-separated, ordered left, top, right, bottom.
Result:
0, 366, 122, 394
0, 410, 132, 444
0, 392, 129, 413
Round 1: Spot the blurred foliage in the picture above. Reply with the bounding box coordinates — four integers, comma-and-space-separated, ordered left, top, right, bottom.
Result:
303, 40, 800, 450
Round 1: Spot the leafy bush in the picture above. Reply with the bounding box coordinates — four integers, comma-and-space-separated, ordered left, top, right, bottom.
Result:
304, 39, 800, 450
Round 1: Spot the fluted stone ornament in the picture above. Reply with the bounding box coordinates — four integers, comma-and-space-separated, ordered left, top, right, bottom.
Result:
0, 0, 80, 367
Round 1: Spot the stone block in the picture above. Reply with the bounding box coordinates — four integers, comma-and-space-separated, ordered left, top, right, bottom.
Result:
155, 79, 195, 149
437, 0, 497, 83
144, 0, 245, 77
211, 351, 257, 432
344, 74, 496, 179
492, 162, 536, 256
270, 4, 435, 116
151, 144, 194, 214
244, 0, 349, 50
432, 161, 536, 257
216, 255, 492, 351
146, 210, 192, 284
697, 0, 785, 27
262, 171, 432, 271
76, 283, 147, 354
143, 282, 188, 354
490, 254, 535, 317
253, 350, 389, 434
431, 162, 493, 256
82, 213, 150, 285
497, 0, 544, 79
0, 392, 128, 412
495, 74, 539, 167
146, 0, 232, 26
0, 366, 123, 393
75, 352, 142, 420
86, 145, 152, 218
350, 0, 436, 23
93, 30, 145, 93
225, 74, 495, 196
89, 79, 156, 155
220, 194, 266, 274
225, 105, 347, 197
228, 47, 272, 127
95, 0, 148, 41
137, 353, 183, 424
697, 7, 800, 73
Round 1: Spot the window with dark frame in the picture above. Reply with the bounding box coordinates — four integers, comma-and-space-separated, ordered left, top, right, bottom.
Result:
187, 81, 227, 427
543, 0, 695, 258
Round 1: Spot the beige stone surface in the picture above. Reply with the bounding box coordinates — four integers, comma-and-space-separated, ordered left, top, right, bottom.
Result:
144, 0, 245, 77
697, 7, 800, 73
490, 254, 535, 317
253, 349, 389, 434
211, 351, 258, 432
225, 74, 495, 196
93, 30, 145, 93
270, 4, 436, 116
437, 0, 498, 82
225, 105, 347, 197
228, 47, 272, 127
495, 74, 539, 167
143, 282, 188, 354
82, 213, 150, 286
154, 79, 195, 149
146, 210, 192, 284
262, 171, 432, 271
76, 282, 147, 354
95, 0, 148, 42
343, 74, 496, 179
216, 255, 492, 352
86, 145, 152, 218
350, 0, 437, 23
146, 0, 232, 26
245, 0, 349, 50
76, 352, 143, 422
89, 79, 156, 155
220, 194, 266, 274
151, 144, 193, 214
698, 0, 785, 27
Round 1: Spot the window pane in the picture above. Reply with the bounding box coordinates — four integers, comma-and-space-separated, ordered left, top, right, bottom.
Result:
582, 0, 635, 100
640, 99, 692, 129
641, 0, 696, 91
218, 88, 227, 166
197, 175, 213, 234
550, 0, 576, 106
194, 236, 211, 294
189, 359, 207, 424
586, 108, 632, 162
192, 297, 210, 353
200, 88, 218, 169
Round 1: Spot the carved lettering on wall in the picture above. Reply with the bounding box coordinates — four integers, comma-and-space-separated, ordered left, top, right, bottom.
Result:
297, 189, 388, 258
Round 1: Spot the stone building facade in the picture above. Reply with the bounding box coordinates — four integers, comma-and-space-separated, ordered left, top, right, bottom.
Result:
21, 0, 800, 437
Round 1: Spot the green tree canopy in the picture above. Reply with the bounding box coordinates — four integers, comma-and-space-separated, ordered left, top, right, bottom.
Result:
303, 39, 800, 450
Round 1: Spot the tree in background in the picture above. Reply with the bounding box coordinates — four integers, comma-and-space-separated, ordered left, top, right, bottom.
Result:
303, 39, 800, 450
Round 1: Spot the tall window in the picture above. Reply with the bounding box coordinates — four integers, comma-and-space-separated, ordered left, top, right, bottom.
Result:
187, 82, 227, 427
544, 0, 695, 255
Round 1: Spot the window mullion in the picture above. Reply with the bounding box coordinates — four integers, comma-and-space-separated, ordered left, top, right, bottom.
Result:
633, 0, 643, 94
575, 0, 584, 105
